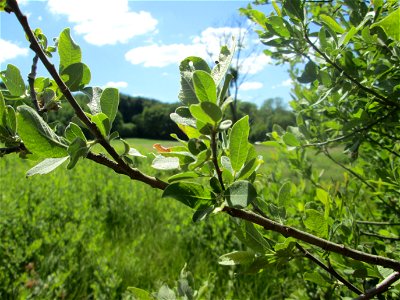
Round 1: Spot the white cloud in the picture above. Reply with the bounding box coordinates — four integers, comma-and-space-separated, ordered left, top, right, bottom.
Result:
125, 26, 273, 74
272, 78, 293, 89
239, 81, 263, 91
125, 43, 206, 67
103, 81, 128, 89
235, 54, 272, 75
0, 39, 29, 64
47, 0, 158, 46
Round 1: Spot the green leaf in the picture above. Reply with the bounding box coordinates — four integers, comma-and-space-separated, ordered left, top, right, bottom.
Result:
156, 284, 176, 300
218, 73, 233, 104
17, 105, 68, 158
211, 44, 236, 87
282, 132, 300, 147
64, 122, 86, 143
297, 61, 318, 83
225, 180, 257, 208
88, 113, 110, 137
200, 102, 222, 123
278, 182, 292, 207
236, 156, 263, 181
100, 87, 119, 124
229, 116, 250, 172
162, 182, 214, 209
84, 87, 103, 115
303, 209, 328, 238
371, 7, 400, 41
5, 106, 16, 135
192, 70, 217, 103
168, 171, 200, 183
339, 26, 357, 47
67, 137, 88, 169
26, 157, 69, 176
283, 0, 304, 21
189, 104, 214, 125
127, 287, 154, 300
218, 251, 255, 266
0, 91, 5, 125
235, 221, 270, 253
0, 64, 25, 96
320, 15, 345, 34
60, 62, 91, 91
192, 204, 215, 223
178, 56, 211, 105
58, 28, 82, 71
152, 155, 180, 170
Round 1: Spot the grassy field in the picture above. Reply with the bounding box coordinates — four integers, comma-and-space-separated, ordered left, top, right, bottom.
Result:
0, 138, 348, 299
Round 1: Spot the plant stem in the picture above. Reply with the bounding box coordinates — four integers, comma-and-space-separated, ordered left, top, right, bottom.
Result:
211, 129, 224, 190
223, 207, 400, 271
295, 243, 363, 295
356, 220, 400, 226
28, 54, 41, 113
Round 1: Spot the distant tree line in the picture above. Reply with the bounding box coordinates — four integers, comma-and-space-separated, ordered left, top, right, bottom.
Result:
0, 81, 294, 142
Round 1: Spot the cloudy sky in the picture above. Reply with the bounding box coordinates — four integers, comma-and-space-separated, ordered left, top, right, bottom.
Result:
1, 0, 293, 106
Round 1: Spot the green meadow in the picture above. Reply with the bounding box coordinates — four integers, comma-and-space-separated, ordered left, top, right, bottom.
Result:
0, 139, 347, 299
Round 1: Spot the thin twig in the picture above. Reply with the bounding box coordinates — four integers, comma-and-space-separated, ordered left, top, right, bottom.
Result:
211, 130, 225, 190
295, 243, 363, 295
356, 220, 400, 226
360, 231, 400, 242
28, 54, 41, 112
355, 271, 400, 300
0, 143, 29, 156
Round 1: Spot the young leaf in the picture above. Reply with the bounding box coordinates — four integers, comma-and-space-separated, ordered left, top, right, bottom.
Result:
58, 28, 82, 71
229, 116, 250, 172
192, 70, 217, 103
60, 62, 91, 91
201, 102, 222, 123
218, 73, 233, 104
162, 181, 214, 209
178, 56, 211, 105
100, 87, 119, 124
152, 155, 180, 170
128, 147, 146, 158
189, 104, 214, 125
225, 180, 257, 208
0, 64, 25, 97
371, 7, 400, 41
218, 251, 255, 266
303, 209, 328, 238
319, 15, 345, 34
64, 122, 86, 143
282, 132, 300, 147
67, 137, 88, 169
211, 44, 236, 87
17, 105, 68, 158
0, 91, 5, 124
26, 156, 69, 176
88, 113, 110, 137
84, 87, 103, 115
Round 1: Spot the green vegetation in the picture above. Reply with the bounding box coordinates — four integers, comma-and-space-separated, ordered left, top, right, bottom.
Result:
1, 0, 399, 299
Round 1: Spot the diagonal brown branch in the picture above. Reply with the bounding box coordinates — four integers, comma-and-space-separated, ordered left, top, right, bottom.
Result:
355, 271, 400, 300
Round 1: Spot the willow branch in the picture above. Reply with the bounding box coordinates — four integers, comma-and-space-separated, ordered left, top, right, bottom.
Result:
7, 0, 166, 190
28, 54, 41, 112
223, 207, 400, 271
355, 272, 400, 300
211, 130, 225, 190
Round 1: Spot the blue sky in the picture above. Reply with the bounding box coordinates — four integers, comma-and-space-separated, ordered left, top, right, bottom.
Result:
1, 0, 293, 106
